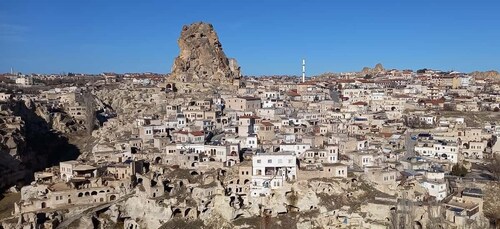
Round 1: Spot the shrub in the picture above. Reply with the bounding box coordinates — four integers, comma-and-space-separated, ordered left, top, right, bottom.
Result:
451, 164, 468, 177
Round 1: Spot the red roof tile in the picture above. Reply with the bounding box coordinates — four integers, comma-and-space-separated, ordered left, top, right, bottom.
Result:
352, 101, 368, 106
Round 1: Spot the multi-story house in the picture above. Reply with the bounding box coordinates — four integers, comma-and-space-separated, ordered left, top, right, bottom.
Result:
251, 151, 297, 197
225, 96, 262, 112
279, 143, 311, 158
421, 171, 447, 201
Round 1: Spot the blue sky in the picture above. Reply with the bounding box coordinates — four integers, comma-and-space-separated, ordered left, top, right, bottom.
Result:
0, 0, 499, 75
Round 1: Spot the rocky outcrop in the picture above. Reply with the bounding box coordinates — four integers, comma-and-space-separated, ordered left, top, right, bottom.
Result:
361, 63, 385, 76
32, 103, 84, 134
469, 70, 500, 80
121, 195, 173, 228
170, 22, 241, 83
0, 100, 80, 191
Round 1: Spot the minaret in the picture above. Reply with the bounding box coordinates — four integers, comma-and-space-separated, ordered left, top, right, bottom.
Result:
302, 59, 306, 83
10, 67, 13, 75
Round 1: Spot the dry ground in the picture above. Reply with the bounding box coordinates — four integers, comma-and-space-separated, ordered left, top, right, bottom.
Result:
0, 192, 20, 220
440, 111, 500, 127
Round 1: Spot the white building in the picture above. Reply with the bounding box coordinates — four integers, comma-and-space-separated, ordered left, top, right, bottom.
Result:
419, 116, 436, 125
281, 134, 296, 144
325, 144, 339, 163
370, 91, 386, 101
59, 161, 97, 182
263, 91, 280, 99
414, 141, 459, 163
352, 152, 375, 168
205, 145, 230, 162
176, 114, 187, 129
460, 76, 472, 87
262, 99, 277, 108
244, 134, 258, 149
251, 151, 297, 197
421, 171, 447, 201
60, 161, 79, 181
279, 143, 311, 158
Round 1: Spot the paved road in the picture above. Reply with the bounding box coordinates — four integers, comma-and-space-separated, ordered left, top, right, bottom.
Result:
403, 129, 416, 159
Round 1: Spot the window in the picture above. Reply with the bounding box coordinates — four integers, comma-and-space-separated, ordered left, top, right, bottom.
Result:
268, 159, 272, 163
257, 159, 261, 164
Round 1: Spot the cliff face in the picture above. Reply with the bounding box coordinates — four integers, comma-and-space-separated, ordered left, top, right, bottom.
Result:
0, 100, 81, 191
170, 22, 241, 83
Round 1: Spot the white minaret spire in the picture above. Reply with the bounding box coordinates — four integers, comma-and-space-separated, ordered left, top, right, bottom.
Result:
302, 59, 306, 83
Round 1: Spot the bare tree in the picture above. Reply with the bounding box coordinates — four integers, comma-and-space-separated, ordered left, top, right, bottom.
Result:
487, 154, 500, 181
484, 182, 500, 227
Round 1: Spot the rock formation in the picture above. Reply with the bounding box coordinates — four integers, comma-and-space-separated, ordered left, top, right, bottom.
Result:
0, 100, 81, 191
170, 22, 241, 83
469, 70, 500, 80
361, 63, 385, 76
